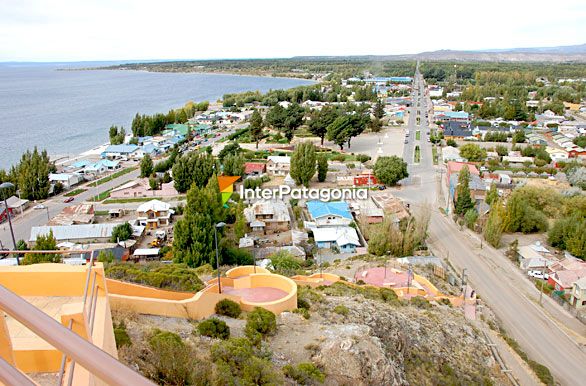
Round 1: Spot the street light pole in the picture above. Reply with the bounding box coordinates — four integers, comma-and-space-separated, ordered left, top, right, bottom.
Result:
45, 206, 50, 222
214, 222, 226, 294
1, 182, 19, 265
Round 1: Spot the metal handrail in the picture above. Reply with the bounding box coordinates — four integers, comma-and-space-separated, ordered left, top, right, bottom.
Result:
0, 284, 154, 386
0, 357, 36, 386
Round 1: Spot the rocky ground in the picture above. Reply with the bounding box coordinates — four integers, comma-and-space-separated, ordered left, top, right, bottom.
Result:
115, 279, 510, 385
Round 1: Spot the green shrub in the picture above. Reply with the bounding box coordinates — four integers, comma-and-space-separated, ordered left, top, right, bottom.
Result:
297, 297, 311, 310
356, 154, 371, 163
283, 362, 325, 385
197, 318, 230, 340
113, 321, 131, 348
410, 296, 432, 309
439, 298, 452, 307
379, 288, 399, 303
293, 308, 310, 319
333, 304, 349, 316
215, 299, 241, 318
105, 262, 204, 292
148, 329, 184, 348
245, 307, 277, 344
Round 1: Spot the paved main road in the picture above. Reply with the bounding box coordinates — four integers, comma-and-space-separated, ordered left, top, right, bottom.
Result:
394, 68, 586, 385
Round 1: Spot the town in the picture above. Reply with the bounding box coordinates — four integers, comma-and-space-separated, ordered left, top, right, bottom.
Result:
1, 59, 586, 386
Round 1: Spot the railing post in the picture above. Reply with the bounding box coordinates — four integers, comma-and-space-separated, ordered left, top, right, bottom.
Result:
0, 309, 15, 365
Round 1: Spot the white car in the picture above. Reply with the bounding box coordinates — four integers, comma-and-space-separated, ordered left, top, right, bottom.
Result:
33, 204, 46, 210
528, 270, 549, 280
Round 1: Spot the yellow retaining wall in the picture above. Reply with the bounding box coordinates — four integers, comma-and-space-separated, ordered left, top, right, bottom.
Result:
226, 266, 270, 278
108, 267, 297, 320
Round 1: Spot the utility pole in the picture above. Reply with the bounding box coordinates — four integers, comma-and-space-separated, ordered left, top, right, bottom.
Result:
461, 268, 467, 297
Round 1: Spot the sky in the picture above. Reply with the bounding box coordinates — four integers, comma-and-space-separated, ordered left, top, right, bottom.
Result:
1, 0, 585, 62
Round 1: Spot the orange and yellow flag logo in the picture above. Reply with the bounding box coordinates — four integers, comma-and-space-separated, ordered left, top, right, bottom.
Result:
217, 176, 241, 207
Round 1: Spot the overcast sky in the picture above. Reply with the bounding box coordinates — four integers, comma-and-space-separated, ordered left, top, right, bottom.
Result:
1, 0, 585, 62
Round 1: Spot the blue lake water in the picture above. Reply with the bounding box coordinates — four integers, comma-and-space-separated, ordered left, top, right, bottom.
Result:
0, 63, 314, 167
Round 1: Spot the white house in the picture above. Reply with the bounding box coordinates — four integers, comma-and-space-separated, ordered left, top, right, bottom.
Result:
49, 173, 82, 189
266, 156, 291, 177
312, 226, 360, 253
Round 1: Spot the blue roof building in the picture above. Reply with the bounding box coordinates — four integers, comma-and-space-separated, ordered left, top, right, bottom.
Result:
306, 201, 353, 227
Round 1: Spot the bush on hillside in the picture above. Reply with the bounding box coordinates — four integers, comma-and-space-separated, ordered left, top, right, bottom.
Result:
197, 318, 230, 340
215, 299, 241, 318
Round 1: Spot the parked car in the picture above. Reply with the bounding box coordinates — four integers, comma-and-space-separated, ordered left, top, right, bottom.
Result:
33, 204, 46, 210
528, 270, 549, 280
64, 197, 74, 203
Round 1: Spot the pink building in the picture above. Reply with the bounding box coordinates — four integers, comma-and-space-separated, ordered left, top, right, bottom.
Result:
109, 178, 179, 199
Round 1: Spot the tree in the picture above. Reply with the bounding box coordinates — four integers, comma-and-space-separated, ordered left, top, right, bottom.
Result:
223, 154, 245, 177
459, 144, 486, 162
149, 177, 160, 191
446, 139, 457, 147
455, 166, 474, 215
495, 145, 508, 157
218, 142, 241, 162
373, 99, 385, 119
317, 154, 328, 182
486, 183, 498, 205
282, 103, 305, 142
173, 178, 225, 267
109, 125, 125, 145
373, 156, 408, 186
464, 209, 478, 229
25, 230, 60, 264
172, 152, 217, 193
111, 222, 133, 243
265, 104, 287, 129
234, 201, 247, 239
308, 105, 340, 145
513, 130, 526, 143
369, 117, 382, 133
14, 147, 53, 200
483, 200, 505, 248
140, 154, 154, 178
290, 142, 316, 186
249, 110, 263, 149
269, 251, 301, 276
326, 116, 352, 150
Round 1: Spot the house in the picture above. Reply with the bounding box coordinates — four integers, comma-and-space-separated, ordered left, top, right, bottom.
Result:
244, 200, 291, 234
101, 144, 140, 160
441, 121, 475, 140
349, 197, 384, 224
5, 196, 29, 214
446, 161, 480, 185
244, 162, 267, 177
569, 277, 586, 309
517, 242, 552, 271
306, 201, 353, 227
311, 226, 360, 253
29, 223, 144, 245
502, 155, 534, 165
49, 173, 82, 190
449, 173, 486, 202
547, 254, 586, 292
353, 171, 378, 187
49, 204, 95, 226
435, 111, 470, 123
545, 147, 569, 163
266, 156, 291, 176
441, 146, 464, 163
110, 178, 179, 199
136, 200, 173, 229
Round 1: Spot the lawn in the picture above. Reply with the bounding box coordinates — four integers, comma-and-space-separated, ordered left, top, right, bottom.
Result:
64, 188, 87, 197
94, 210, 109, 216
91, 189, 112, 202
415, 130, 421, 141
414, 145, 421, 163
95, 167, 137, 186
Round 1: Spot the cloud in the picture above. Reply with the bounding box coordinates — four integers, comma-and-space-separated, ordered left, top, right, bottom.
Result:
0, 0, 584, 61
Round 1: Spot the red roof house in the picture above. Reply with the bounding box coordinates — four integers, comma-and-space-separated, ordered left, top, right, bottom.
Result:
244, 162, 267, 176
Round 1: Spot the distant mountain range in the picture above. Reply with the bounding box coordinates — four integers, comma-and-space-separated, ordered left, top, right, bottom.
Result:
294, 43, 586, 62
